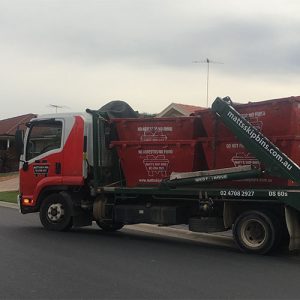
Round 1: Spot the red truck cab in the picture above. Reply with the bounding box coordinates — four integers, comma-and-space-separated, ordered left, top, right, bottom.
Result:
18, 113, 91, 213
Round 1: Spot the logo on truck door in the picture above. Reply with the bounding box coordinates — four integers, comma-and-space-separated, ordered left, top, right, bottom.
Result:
33, 165, 49, 176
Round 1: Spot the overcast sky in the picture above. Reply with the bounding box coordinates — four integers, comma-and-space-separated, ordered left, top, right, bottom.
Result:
0, 0, 299, 119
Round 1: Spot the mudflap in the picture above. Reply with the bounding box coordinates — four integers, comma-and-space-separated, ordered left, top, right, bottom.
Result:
59, 191, 92, 228
189, 217, 226, 233
72, 209, 93, 227
285, 206, 300, 251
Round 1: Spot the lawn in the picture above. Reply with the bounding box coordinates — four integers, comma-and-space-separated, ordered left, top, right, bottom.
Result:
0, 191, 18, 203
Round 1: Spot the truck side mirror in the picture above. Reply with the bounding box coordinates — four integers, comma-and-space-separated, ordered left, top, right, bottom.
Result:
15, 129, 24, 157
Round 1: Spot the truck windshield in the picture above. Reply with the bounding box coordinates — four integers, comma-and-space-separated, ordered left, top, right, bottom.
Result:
26, 121, 62, 161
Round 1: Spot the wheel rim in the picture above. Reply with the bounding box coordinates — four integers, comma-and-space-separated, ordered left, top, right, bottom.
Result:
240, 218, 267, 249
47, 203, 65, 223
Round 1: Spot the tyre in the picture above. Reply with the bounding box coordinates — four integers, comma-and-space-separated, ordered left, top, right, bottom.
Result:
233, 210, 279, 255
40, 193, 73, 231
96, 220, 124, 232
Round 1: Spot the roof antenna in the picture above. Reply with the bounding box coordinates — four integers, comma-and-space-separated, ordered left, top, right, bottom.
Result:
48, 104, 69, 113
193, 58, 224, 107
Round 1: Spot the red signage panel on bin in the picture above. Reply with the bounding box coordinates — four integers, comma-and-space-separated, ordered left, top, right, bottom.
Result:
111, 141, 200, 187
111, 116, 204, 141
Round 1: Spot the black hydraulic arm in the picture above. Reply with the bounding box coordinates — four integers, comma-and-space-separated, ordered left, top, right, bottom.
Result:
86, 109, 107, 188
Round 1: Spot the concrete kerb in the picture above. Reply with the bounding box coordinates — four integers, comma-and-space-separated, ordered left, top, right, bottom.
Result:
0, 201, 18, 209
0, 200, 233, 246
126, 224, 234, 248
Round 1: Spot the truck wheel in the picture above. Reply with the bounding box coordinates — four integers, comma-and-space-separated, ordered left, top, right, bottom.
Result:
233, 210, 278, 254
96, 220, 124, 232
40, 193, 73, 231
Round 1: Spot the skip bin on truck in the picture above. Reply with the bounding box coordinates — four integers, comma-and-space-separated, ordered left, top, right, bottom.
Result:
15, 96, 300, 254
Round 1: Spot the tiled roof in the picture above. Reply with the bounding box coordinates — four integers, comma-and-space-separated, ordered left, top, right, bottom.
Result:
173, 103, 205, 114
0, 114, 36, 136
157, 102, 205, 117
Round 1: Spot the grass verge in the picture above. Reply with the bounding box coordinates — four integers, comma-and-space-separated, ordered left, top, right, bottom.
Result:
0, 191, 18, 203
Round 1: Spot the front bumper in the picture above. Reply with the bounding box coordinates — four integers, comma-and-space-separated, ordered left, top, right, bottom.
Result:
18, 194, 38, 214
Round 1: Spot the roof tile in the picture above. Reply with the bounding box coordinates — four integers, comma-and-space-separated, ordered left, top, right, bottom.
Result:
0, 114, 36, 136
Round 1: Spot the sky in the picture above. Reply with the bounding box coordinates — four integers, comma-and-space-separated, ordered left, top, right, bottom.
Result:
0, 0, 299, 119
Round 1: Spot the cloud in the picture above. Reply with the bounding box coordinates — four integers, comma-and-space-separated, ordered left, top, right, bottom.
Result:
0, 0, 299, 118
1, 1, 299, 77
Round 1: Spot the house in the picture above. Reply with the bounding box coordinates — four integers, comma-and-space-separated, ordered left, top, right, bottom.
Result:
0, 113, 36, 172
157, 103, 205, 117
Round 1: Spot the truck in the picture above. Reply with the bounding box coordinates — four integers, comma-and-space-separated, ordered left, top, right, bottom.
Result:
15, 96, 300, 255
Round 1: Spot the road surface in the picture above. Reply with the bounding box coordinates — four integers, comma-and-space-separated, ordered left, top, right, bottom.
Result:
1, 206, 300, 299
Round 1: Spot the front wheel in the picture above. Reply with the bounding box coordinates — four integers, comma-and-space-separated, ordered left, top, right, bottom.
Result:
233, 210, 279, 255
40, 193, 73, 231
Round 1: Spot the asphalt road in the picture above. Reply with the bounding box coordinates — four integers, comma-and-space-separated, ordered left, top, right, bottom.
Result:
1, 207, 300, 300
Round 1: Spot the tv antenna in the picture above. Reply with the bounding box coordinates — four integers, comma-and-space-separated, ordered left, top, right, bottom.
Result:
193, 58, 223, 107
48, 104, 69, 113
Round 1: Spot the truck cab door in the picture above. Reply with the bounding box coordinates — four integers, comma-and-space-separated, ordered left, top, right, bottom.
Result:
19, 119, 64, 205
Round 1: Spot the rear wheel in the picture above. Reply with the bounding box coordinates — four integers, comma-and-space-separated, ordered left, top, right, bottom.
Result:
233, 210, 279, 254
40, 193, 73, 231
96, 220, 124, 232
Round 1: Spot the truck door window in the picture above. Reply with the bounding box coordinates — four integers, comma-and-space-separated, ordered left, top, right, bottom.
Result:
26, 121, 62, 161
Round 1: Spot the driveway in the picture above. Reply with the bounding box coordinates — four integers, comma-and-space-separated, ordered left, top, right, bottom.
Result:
0, 175, 19, 192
